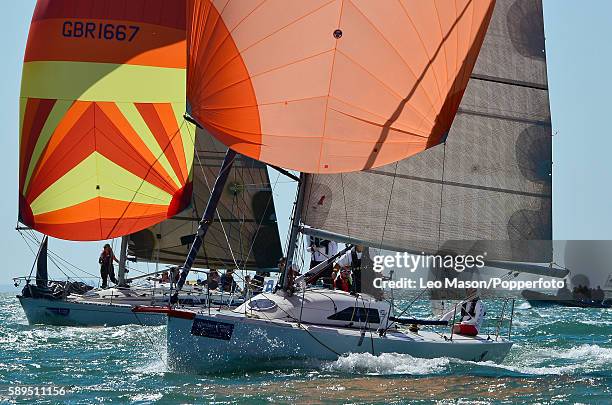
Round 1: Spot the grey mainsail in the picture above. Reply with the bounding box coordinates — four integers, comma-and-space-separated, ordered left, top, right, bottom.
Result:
129, 128, 283, 270
301, 0, 552, 263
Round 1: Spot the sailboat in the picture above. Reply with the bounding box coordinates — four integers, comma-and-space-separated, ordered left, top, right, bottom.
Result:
131, 0, 568, 371
522, 241, 612, 308
15, 0, 283, 326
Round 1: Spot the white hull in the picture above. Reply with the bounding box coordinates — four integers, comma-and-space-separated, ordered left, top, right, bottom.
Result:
167, 310, 513, 373
17, 283, 250, 327
18, 296, 165, 326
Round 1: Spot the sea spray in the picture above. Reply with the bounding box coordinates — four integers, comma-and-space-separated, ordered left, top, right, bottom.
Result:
2, 293, 611, 403
324, 353, 450, 375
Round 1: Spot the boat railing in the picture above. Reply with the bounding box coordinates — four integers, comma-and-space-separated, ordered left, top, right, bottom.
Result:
447, 297, 515, 341
13, 274, 249, 308
13, 275, 100, 291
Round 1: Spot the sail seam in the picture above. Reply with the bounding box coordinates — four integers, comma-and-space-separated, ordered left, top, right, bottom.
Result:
365, 169, 552, 199
470, 73, 548, 90
456, 108, 551, 126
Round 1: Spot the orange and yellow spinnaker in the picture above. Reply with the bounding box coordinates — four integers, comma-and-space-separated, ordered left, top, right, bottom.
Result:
19, 0, 194, 241
187, 0, 495, 173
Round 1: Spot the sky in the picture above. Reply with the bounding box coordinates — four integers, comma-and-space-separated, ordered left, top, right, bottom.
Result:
1, 1, 611, 285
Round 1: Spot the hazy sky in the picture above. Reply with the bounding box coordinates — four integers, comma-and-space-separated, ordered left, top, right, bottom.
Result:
2, 1, 611, 284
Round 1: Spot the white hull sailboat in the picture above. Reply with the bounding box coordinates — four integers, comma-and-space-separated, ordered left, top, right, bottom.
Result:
160, 289, 512, 372
16, 2, 284, 330
17, 0, 558, 374
18, 282, 251, 327
152, 0, 559, 373
19, 296, 166, 327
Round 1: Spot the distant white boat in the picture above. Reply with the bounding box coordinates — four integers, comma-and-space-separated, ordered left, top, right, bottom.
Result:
17, 282, 251, 327
15, 240, 277, 327
19, 296, 166, 327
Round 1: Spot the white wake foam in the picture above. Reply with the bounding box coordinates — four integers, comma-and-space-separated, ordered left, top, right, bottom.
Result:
475, 360, 580, 375
553, 344, 612, 364
474, 344, 612, 376
516, 302, 532, 310
324, 352, 450, 375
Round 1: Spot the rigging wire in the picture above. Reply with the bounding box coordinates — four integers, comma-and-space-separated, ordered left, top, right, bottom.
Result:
239, 170, 283, 270
436, 141, 447, 250
191, 134, 241, 272
181, 127, 277, 297
25, 230, 98, 278
19, 230, 101, 283
105, 119, 191, 239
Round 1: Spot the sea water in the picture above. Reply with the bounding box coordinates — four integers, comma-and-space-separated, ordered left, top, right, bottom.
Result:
0, 292, 610, 404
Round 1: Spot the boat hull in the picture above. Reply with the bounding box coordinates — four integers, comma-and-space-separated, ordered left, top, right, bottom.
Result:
167, 311, 513, 373
18, 296, 165, 326
522, 290, 612, 308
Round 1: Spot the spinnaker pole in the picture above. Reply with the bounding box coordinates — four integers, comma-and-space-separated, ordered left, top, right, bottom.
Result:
171, 148, 237, 302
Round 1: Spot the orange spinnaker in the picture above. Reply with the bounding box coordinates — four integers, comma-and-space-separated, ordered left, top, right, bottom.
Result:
19, 0, 194, 241
187, 0, 495, 173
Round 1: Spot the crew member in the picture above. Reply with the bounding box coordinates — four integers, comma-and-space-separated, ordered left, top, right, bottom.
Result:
220, 269, 238, 293
251, 273, 265, 292
99, 243, 118, 289
306, 238, 338, 287
332, 268, 352, 292
333, 245, 364, 293
169, 266, 180, 285
592, 285, 605, 303
243, 275, 253, 298
452, 291, 486, 336
308, 237, 338, 267
206, 269, 220, 290
278, 257, 300, 293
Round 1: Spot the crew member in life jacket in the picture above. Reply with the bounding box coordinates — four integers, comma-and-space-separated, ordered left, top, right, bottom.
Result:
308, 237, 338, 268
333, 245, 364, 293
332, 268, 352, 292
307, 237, 338, 287
220, 269, 239, 293
98, 243, 118, 289
452, 289, 486, 336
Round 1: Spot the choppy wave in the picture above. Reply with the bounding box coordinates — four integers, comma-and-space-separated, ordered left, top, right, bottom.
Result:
320, 343, 612, 378
324, 352, 450, 375
1, 293, 611, 403
527, 319, 612, 338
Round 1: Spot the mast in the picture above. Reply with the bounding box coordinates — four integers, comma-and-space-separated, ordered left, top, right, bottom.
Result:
128, 134, 284, 271
281, 173, 306, 290
172, 148, 237, 300
117, 236, 129, 287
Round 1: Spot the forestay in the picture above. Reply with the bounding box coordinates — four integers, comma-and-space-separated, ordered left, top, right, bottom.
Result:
128, 128, 283, 270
